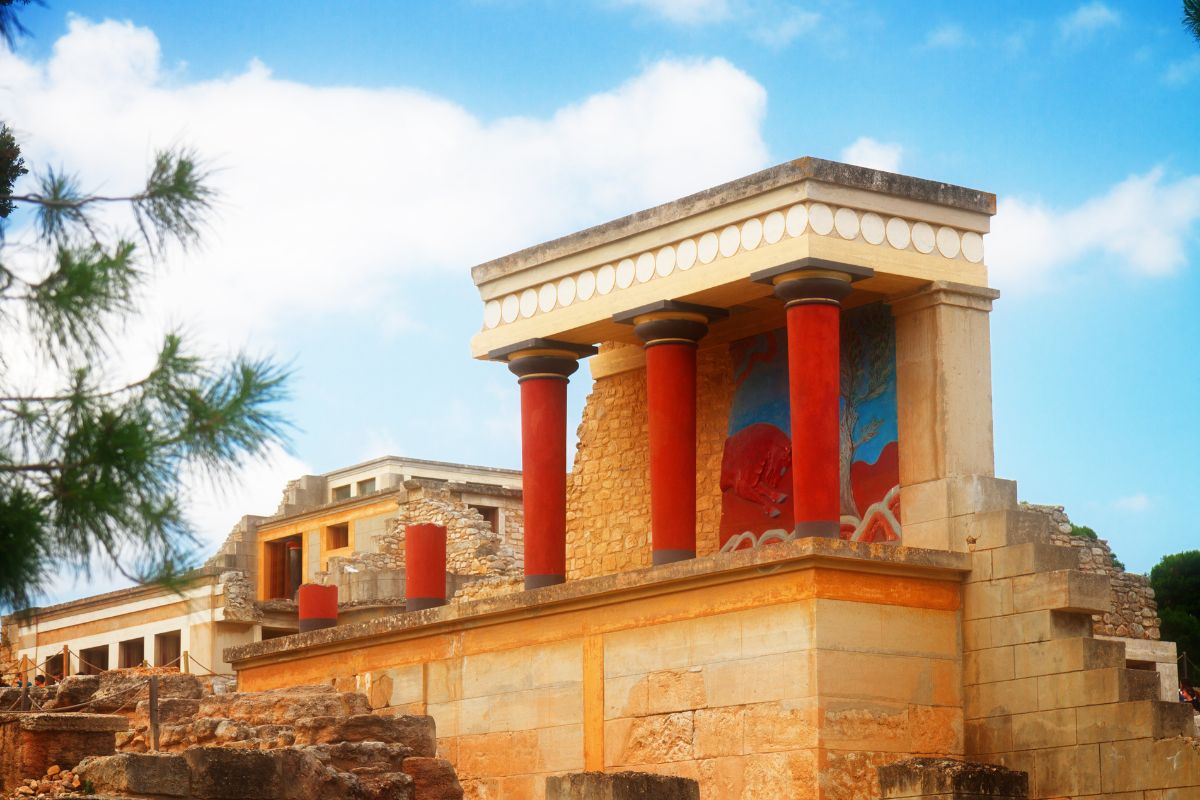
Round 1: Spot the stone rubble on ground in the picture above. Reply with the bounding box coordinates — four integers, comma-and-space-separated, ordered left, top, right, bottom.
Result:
0, 672, 463, 800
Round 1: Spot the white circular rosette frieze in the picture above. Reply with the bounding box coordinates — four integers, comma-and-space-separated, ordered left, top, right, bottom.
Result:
484, 201, 986, 329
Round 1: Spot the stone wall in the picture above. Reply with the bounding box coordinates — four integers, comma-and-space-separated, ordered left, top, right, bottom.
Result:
566, 343, 732, 580
309, 480, 525, 608
1020, 503, 1161, 640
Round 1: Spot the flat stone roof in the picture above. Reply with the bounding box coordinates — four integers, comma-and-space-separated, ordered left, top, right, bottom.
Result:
470, 157, 995, 286
225, 538, 971, 666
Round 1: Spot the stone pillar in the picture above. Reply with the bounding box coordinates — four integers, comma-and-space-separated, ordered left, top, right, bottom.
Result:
890, 281, 1015, 550
615, 301, 726, 565
491, 339, 597, 589
753, 259, 872, 539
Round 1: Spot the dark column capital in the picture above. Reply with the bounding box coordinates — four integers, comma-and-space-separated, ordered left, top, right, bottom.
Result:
751, 258, 874, 308
613, 300, 728, 348
489, 338, 598, 382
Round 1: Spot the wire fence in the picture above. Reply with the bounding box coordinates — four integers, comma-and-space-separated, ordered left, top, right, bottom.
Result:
3, 644, 226, 688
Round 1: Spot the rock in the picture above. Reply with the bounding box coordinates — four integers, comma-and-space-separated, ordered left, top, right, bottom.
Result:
546, 771, 699, 800
135, 697, 201, 725
44, 766, 59, 777
305, 741, 413, 774
75, 752, 190, 797
91, 672, 203, 713
183, 746, 282, 800
45, 675, 99, 710
294, 714, 435, 755
276, 747, 372, 800
401, 757, 463, 800
200, 689, 369, 725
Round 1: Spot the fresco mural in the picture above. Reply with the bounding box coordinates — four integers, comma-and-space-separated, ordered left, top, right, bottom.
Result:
719, 302, 901, 550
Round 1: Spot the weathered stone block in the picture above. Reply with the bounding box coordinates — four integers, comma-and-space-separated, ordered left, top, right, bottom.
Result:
1011, 570, 1111, 615
75, 752, 189, 797
183, 746, 281, 799
45, 674, 100, 710
92, 672, 203, 713
402, 756, 463, 800
962, 510, 1050, 552
293, 713, 436, 755
1011, 637, 1125, 679
0, 712, 127, 791
877, 757, 1028, 799
546, 771, 700, 800
1076, 700, 1197, 744
991, 543, 1077, 580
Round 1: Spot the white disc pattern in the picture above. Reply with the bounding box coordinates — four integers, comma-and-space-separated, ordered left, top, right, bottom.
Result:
483, 202, 985, 329
677, 239, 697, 270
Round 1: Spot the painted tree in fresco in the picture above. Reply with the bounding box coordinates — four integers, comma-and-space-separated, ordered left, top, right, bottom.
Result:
838, 305, 895, 518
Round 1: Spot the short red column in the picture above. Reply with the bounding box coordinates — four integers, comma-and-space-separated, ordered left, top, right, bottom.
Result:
753, 260, 872, 539
297, 583, 338, 632
493, 339, 596, 590
617, 302, 726, 565
405, 523, 447, 610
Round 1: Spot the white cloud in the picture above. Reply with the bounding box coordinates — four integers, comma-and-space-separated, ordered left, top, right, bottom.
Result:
840, 136, 903, 174
611, 0, 730, 24
1164, 54, 1200, 86
1, 16, 772, 596
1, 17, 769, 350
1058, 2, 1119, 41
925, 23, 969, 50
750, 7, 820, 48
183, 446, 312, 551
1113, 492, 1151, 512
987, 168, 1200, 289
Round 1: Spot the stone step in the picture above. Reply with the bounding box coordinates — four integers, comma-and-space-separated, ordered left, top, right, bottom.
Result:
965, 509, 1052, 552
965, 609, 1093, 651
991, 542, 1079, 580
1011, 569, 1111, 615
1011, 637, 1126, 679
1076, 699, 1197, 743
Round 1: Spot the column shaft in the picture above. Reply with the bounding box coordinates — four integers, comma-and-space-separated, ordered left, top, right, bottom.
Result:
786, 301, 842, 536
520, 374, 569, 588
645, 341, 698, 564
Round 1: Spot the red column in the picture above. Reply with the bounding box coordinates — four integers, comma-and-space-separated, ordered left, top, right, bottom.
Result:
786, 301, 842, 537
297, 583, 338, 632
520, 374, 569, 587
752, 261, 870, 539
405, 523, 447, 610
497, 340, 594, 589
646, 341, 697, 563
618, 302, 723, 565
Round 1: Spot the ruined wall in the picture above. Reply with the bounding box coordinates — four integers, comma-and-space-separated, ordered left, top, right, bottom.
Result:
1020, 503, 1161, 640
565, 343, 732, 580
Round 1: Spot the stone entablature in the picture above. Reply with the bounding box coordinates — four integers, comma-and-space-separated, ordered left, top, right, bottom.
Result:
469, 158, 994, 359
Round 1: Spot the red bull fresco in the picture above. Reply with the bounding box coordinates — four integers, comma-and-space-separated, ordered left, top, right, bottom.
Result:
719, 302, 901, 550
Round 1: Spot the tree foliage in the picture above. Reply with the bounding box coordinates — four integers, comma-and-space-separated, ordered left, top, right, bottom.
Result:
1150, 550, 1200, 670
0, 122, 291, 613
1186, 0, 1200, 44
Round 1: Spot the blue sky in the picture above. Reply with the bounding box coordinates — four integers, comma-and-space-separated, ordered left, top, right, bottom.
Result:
2, 0, 1198, 598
